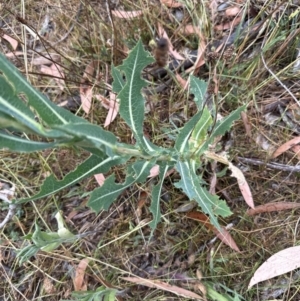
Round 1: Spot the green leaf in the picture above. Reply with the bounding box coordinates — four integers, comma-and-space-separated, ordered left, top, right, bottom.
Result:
189, 106, 213, 153
189, 75, 208, 110
210, 105, 246, 138
54, 123, 119, 156
0, 53, 87, 126
175, 111, 202, 153
112, 65, 125, 93
117, 40, 156, 153
149, 162, 170, 231
16, 244, 40, 265
88, 160, 154, 213
16, 154, 126, 204
175, 160, 232, 229
0, 130, 59, 152
197, 105, 246, 155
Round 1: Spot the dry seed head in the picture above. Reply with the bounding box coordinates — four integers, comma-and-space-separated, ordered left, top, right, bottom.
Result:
154, 37, 169, 67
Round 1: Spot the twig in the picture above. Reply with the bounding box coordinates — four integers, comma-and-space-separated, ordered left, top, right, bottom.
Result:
237, 156, 300, 173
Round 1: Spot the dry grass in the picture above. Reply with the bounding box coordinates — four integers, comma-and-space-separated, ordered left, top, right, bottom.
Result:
1, 0, 300, 300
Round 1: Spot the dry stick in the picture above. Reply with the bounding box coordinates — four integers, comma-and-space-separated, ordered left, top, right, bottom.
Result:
237, 157, 300, 173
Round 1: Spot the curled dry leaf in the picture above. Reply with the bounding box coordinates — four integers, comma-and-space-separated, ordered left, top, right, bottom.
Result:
73, 258, 90, 291
247, 202, 300, 216
111, 10, 143, 19
160, 0, 183, 8
249, 246, 300, 288
122, 277, 204, 300
272, 136, 300, 158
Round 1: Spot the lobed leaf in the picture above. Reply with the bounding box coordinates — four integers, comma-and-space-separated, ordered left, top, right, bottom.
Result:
0, 53, 87, 126
54, 123, 120, 156
175, 160, 232, 228
0, 131, 59, 152
116, 40, 156, 154
16, 155, 126, 204
197, 105, 246, 155
189, 106, 213, 153
189, 75, 208, 110
175, 111, 202, 154
88, 160, 154, 212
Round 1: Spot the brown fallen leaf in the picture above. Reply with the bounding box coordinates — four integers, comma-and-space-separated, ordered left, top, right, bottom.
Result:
272, 136, 300, 158
40, 63, 65, 90
2, 34, 18, 50
94, 173, 105, 186
249, 246, 300, 288
187, 211, 240, 252
73, 258, 89, 291
80, 60, 104, 114
160, 0, 183, 8
111, 10, 143, 19
291, 144, 300, 160
182, 25, 206, 73
225, 6, 242, 16
122, 277, 204, 300
94, 93, 119, 127
175, 73, 188, 90
247, 202, 300, 216
241, 111, 252, 137
205, 151, 255, 209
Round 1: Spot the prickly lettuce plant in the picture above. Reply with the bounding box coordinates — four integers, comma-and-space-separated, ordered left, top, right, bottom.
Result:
0, 40, 245, 230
